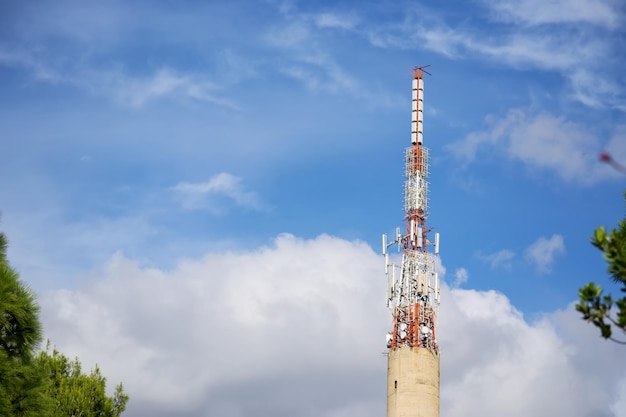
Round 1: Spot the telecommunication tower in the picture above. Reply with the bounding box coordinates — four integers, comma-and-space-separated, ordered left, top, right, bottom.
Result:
382, 66, 441, 417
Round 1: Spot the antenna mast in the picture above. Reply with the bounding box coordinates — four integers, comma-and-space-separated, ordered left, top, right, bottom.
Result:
382, 65, 441, 417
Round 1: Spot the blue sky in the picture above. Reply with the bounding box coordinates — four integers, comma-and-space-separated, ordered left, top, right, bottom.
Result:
1, 1, 626, 416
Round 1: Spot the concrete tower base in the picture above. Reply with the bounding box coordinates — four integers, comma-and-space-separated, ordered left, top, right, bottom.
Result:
387, 346, 440, 417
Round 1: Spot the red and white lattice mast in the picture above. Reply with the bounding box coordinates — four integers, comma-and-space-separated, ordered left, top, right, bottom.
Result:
382, 66, 441, 417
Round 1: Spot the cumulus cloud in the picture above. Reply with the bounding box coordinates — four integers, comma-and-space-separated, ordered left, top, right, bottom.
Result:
440, 288, 626, 417
525, 234, 565, 274
39, 234, 626, 417
41, 234, 386, 416
448, 109, 624, 185
171, 173, 267, 213
478, 249, 515, 270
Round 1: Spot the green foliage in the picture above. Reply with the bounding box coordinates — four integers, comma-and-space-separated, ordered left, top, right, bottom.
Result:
0, 355, 51, 417
36, 345, 129, 417
0, 230, 49, 416
576, 191, 626, 344
0, 227, 129, 415
0, 262, 43, 359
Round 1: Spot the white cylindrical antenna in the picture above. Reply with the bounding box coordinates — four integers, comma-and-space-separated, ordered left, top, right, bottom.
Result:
385, 253, 389, 274
434, 232, 440, 255
418, 79, 424, 103
417, 227, 423, 248
382, 233, 387, 255
396, 227, 401, 240
417, 78, 424, 144
412, 79, 419, 145
415, 177, 421, 208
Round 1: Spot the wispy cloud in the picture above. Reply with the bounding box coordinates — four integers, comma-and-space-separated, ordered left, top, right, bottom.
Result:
525, 234, 565, 274
102, 68, 230, 108
0, 47, 237, 109
171, 173, 267, 214
0, 48, 62, 83
367, 18, 599, 71
568, 68, 625, 110
263, 8, 362, 95
264, 21, 311, 49
481, 0, 620, 28
314, 12, 359, 30
478, 249, 515, 270
364, 5, 624, 109
279, 56, 358, 93
412, 28, 615, 108
453, 268, 469, 288
448, 109, 625, 185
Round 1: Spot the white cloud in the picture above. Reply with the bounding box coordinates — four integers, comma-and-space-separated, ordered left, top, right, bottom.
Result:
605, 127, 626, 165
82, 67, 240, 109
0, 47, 236, 108
482, 0, 620, 28
39, 234, 626, 417
505, 112, 598, 182
525, 234, 565, 274
365, 10, 622, 109
568, 65, 623, 109
314, 12, 359, 30
280, 55, 358, 94
367, 20, 601, 73
0, 48, 61, 82
426, 31, 615, 108
171, 173, 267, 213
263, 13, 362, 95
612, 378, 626, 417
264, 21, 311, 49
106, 69, 226, 108
41, 234, 386, 415
453, 268, 469, 288
478, 249, 515, 270
440, 288, 626, 417
448, 109, 624, 185
412, 28, 586, 72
